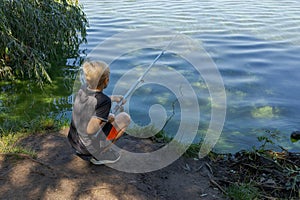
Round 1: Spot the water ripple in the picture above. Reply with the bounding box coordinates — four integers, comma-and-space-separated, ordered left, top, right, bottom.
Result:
79, 0, 300, 152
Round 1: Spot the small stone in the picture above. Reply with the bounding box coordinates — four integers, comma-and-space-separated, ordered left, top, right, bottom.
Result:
265, 178, 276, 185
291, 131, 300, 141
260, 177, 266, 182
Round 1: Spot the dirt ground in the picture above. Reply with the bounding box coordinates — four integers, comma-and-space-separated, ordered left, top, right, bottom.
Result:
0, 129, 223, 200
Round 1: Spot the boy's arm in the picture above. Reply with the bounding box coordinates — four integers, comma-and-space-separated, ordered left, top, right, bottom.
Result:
86, 114, 115, 135
86, 117, 102, 135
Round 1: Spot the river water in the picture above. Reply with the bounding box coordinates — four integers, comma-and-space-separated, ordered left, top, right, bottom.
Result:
1, 0, 300, 153
77, 0, 300, 153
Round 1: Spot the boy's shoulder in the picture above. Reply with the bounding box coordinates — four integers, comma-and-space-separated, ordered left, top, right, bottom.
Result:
95, 91, 111, 103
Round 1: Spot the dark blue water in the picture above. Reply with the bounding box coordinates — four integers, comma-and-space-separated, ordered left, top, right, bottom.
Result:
75, 0, 300, 153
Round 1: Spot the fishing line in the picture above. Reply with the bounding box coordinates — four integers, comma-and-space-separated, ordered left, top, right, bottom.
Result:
113, 32, 180, 114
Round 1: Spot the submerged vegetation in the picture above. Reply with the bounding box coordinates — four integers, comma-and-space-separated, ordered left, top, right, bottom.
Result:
0, 0, 88, 85
251, 105, 280, 119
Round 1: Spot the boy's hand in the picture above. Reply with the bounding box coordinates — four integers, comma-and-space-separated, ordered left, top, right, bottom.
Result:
108, 113, 115, 123
111, 95, 126, 105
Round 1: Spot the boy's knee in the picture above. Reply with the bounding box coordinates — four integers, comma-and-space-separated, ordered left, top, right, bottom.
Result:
118, 112, 131, 125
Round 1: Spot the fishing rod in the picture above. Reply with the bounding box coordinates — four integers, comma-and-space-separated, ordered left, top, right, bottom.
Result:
113, 33, 179, 114
96, 33, 180, 155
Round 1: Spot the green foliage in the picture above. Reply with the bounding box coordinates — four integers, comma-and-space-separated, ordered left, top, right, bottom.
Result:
0, 0, 88, 85
152, 128, 172, 143
254, 129, 280, 152
184, 143, 200, 158
225, 183, 259, 200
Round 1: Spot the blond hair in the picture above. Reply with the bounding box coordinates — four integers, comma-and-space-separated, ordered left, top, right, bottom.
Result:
82, 61, 110, 90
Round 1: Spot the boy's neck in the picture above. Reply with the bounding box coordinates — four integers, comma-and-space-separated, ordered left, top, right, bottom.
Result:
87, 87, 102, 92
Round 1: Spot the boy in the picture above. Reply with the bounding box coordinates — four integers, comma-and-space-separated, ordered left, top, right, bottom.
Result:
68, 61, 131, 165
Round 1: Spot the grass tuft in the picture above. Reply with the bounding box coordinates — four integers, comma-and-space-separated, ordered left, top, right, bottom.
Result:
0, 132, 37, 158
225, 183, 259, 200
0, 115, 69, 156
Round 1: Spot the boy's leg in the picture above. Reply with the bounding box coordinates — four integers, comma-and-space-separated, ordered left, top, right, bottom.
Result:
110, 112, 131, 140
68, 124, 91, 156
90, 112, 130, 165
99, 112, 131, 146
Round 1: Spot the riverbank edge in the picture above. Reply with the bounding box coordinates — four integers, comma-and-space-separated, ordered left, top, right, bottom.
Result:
0, 122, 299, 199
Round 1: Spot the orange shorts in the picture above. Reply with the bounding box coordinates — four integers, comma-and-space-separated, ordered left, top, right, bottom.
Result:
102, 123, 119, 140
